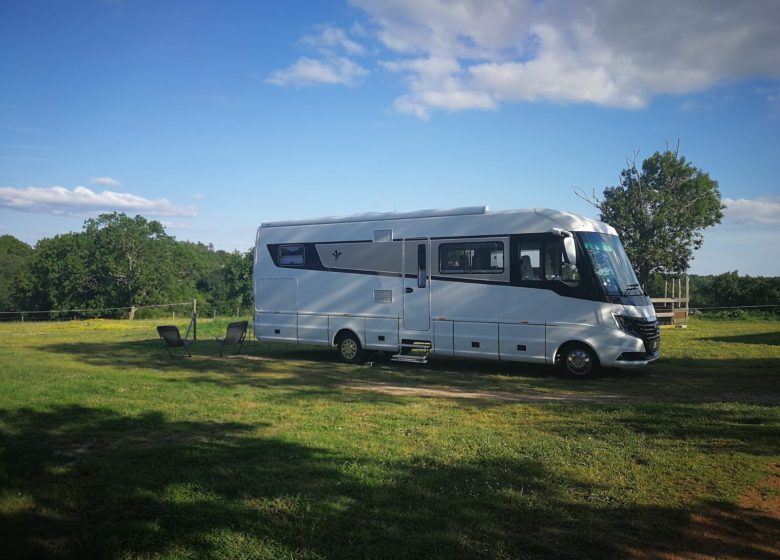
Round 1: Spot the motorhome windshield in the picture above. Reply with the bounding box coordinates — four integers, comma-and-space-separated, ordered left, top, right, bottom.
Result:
578, 232, 642, 297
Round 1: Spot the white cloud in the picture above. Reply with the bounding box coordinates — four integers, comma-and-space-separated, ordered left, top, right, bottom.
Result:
723, 196, 780, 225
304, 25, 366, 56
266, 56, 369, 86
90, 176, 121, 187
268, 25, 369, 87
347, 0, 780, 117
381, 56, 496, 118
0, 185, 197, 217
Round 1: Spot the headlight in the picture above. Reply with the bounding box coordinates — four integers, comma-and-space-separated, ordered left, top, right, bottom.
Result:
612, 313, 628, 332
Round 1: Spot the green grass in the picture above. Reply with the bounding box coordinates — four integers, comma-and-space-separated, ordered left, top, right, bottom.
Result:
0, 317, 778, 559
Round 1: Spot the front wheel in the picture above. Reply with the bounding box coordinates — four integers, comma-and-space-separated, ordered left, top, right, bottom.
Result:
556, 343, 600, 379
336, 332, 365, 365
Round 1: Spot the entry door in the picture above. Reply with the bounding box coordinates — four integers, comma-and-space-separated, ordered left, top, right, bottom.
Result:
403, 239, 431, 331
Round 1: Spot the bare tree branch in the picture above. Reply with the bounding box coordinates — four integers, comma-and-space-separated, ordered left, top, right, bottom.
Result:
572, 186, 602, 210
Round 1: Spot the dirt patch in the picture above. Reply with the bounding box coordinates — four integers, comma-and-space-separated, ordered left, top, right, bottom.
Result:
343, 380, 635, 404
627, 464, 780, 560
739, 463, 780, 517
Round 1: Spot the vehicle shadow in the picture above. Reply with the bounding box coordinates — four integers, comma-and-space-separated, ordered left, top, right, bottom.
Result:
1, 405, 778, 559
38, 337, 780, 406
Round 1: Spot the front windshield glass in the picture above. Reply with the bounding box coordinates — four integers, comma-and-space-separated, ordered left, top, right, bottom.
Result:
578, 232, 642, 297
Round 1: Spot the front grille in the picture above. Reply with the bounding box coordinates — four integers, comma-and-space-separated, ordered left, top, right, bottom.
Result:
621, 316, 660, 342
619, 315, 660, 355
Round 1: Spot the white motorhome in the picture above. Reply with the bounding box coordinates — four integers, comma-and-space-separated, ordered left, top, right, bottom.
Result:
253, 206, 659, 377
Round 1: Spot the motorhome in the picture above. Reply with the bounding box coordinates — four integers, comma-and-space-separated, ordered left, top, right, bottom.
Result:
253, 206, 659, 378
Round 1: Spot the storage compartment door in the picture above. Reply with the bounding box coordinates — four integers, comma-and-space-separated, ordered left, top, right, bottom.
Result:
453, 322, 499, 359
499, 323, 546, 363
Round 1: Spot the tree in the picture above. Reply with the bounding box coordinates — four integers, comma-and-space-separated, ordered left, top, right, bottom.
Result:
203, 248, 254, 315
0, 235, 33, 311
17, 232, 95, 314
84, 213, 178, 316
579, 147, 723, 286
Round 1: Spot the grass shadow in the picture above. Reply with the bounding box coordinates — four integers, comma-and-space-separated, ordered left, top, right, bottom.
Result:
704, 331, 780, 346
2, 405, 778, 559
36, 335, 780, 406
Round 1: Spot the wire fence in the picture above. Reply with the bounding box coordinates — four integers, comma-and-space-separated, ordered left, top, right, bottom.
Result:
0, 301, 195, 322
689, 303, 780, 319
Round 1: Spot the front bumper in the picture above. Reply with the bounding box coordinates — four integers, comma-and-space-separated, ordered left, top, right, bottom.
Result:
613, 349, 661, 367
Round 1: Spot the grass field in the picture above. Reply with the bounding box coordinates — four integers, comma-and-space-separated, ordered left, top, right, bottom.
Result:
0, 318, 778, 559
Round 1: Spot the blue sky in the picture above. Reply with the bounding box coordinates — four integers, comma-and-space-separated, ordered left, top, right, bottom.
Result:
1, 0, 779, 275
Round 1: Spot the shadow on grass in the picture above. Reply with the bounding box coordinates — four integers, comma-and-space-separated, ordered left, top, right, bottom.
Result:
1, 405, 778, 559
39, 338, 780, 406
703, 331, 780, 346
542, 403, 780, 457
39, 338, 562, 401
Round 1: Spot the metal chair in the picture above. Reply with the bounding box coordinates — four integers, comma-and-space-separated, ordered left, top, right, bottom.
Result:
216, 320, 248, 357
156, 325, 194, 357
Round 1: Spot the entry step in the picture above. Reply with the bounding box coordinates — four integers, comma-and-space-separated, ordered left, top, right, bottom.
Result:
392, 340, 432, 364
400, 339, 432, 349
390, 354, 429, 364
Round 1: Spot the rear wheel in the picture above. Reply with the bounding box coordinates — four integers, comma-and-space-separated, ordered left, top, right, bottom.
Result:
556, 343, 600, 379
336, 332, 365, 365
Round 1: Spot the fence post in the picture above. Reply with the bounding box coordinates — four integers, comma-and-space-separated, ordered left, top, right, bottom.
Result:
193, 299, 197, 340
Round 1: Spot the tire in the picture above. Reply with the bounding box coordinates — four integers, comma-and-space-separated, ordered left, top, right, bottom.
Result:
336, 332, 365, 365
556, 343, 600, 379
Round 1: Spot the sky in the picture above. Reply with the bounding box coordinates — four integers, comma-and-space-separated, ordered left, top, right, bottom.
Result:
1, 0, 779, 276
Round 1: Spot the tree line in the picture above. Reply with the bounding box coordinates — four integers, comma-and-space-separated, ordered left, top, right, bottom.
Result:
2, 212, 778, 322
644, 272, 780, 309
0, 213, 253, 319
1, 146, 776, 320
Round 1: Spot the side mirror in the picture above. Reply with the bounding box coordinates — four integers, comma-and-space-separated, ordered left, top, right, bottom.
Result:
551, 228, 577, 266
563, 236, 577, 266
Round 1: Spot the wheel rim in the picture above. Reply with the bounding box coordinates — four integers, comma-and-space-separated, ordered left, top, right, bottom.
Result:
566, 349, 592, 375
341, 338, 358, 360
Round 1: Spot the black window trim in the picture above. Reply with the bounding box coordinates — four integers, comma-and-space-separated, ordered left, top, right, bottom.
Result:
278, 244, 305, 267
438, 240, 505, 275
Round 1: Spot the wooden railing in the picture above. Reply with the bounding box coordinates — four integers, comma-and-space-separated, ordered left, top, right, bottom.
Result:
651, 276, 689, 325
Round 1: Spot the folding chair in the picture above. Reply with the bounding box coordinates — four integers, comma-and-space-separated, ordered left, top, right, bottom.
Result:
216, 320, 248, 357
157, 325, 194, 357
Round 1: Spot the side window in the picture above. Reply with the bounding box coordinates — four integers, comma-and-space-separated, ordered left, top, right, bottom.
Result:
518, 243, 542, 281
545, 239, 580, 286
439, 241, 504, 274
278, 244, 304, 266
440, 245, 466, 273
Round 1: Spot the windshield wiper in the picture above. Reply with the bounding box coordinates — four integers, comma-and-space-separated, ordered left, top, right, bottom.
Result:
623, 283, 644, 295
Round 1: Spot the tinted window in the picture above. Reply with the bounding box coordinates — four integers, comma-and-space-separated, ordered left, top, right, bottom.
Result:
278, 244, 304, 266
518, 243, 542, 281
439, 242, 504, 274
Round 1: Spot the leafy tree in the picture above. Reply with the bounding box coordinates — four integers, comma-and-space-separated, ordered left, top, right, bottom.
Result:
17, 232, 95, 314
580, 148, 723, 286
0, 235, 33, 311
203, 248, 254, 315
9, 213, 255, 318
84, 213, 179, 316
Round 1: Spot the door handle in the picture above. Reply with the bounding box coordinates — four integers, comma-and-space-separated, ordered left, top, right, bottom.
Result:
405, 287, 414, 294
